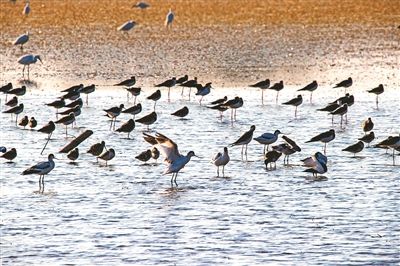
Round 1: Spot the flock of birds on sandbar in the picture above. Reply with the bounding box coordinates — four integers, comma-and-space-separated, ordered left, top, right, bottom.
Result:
1, 1, 399, 193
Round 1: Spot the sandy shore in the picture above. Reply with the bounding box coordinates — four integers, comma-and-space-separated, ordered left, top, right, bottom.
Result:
0, 0, 399, 87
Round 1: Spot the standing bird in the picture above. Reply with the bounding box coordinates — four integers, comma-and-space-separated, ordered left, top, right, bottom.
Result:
358, 131, 375, 147
5, 96, 18, 107
18, 115, 29, 129
334, 77, 352, 93
143, 132, 198, 186
195, 83, 212, 105
135, 149, 152, 163
28, 117, 37, 129
6, 85, 26, 96
38, 121, 56, 154
253, 129, 282, 154
229, 125, 256, 158
122, 103, 142, 118
249, 79, 270, 105
115, 76, 136, 88
1, 148, 17, 162
155, 77, 176, 101
282, 95, 303, 117
306, 129, 335, 154
67, 148, 79, 162
116, 119, 135, 138
151, 147, 160, 162
13, 32, 29, 51
46, 98, 65, 119
264, 150, 282, 170
23, 2, 30, 16
104, 104, 124, 130
81, 84, 96, 105
222, 96, 243, 121
298, 80, 318, 103
171, 106, 189, 118
147, 90, 161, 111
1, 83, 13, 102
55, 112, 75, 137
126, 87, 141, 104
362, 117, 374, 134
22, 154, 56, 193
180, 77, 197, 100
176, 75, 188, 84
268, 81, 284, 103
330, 104, 348, 127
87, 141, 107, 162
209, 96, 227, 105
367, 84, 384, 108
18, 54, 42, 79
212, 147, 230, 177
3, 103, 24, 124
342, 141, 364, 157
98, 149, 115, 166
272, 144, 296, 165
165, 8, 174, 29
136, 112, 157, 131
375, 135, 400, 165
118, 20, 136, 32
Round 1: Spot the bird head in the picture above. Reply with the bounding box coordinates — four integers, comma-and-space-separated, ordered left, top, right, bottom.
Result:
36, 55, 43, 63
275, 129, 282, 135
250, 125, 256, 131
223, 147, 228, 153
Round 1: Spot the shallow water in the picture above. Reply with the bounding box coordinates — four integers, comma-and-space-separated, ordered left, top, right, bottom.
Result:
1, 83, 399, 265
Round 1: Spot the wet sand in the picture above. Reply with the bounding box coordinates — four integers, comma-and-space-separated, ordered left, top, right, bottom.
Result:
1, 0, 399, 87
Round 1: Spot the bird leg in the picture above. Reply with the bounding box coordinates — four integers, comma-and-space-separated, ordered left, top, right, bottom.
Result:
188, 88, 192, 101
310, 92, 313, 104
261, 89, 264, 105
276, 92, 279, 104
153, 101, 156, 111
181, 87, 184, 96
86, 94, 89, 106
27, 65, 30, 80
168, 88, 171, 102
295, 106, 298, 118
222, 166, 225, 177
41, 175, 45, 193
22, 65, 26, 77
263, 145, 266, 155
217, 167, 219, 177
324, 143, 327, 155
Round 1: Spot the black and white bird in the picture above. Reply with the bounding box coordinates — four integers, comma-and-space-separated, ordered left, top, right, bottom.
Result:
334, 77, 352, 93
282, 95, 303, 117
22, 154, 56, 193
253, 129, 282, 154
229, 125, 256, 158
298, 80, 318, 103
155, 77, 176, 101
342, 141, 364, 157
358, 131, 375, 147
268, 81, 284, 103
116, 119, 135, 138
136, 112, 157, 131
367, 84, 384, 108
104, 104, 124, 130
249, 79, 270, 105
171, 106, 189, 118
306, 129, 335, 154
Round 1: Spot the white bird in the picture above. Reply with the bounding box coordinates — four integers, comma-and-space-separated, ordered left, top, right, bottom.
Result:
17, 54, 42, 79
143, 132, 197, 186
22, 154, 56, 193
118, 20, 136, 32
13, 32, 29, 51
253, 129, 282, 154
212, 147, 230, 177
23, 2, 30, 16
165, 8, 174, 28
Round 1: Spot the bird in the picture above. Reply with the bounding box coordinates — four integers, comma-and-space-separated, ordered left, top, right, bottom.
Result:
55, 112, 75, 137
133, 1, 150, 9
23, 2, 30, 16
208, 103, 228, 119
195, 83, 212, 105
180, 77, 197, 99
282, 95, 303, 117
87, 141, 107, 162
249, 79, 270, 105
306, 129, 335, 154
126, 87, 141, 104
18, 54, 42, 79
81, 84, 96, 105
362, 117, 374, 134
212, 147, 230, 177
272, 143, 296, 165
358, 131, 375, 147
13, 32, 29, 51
115, 76, 136, 88
222, 97, 243, 121
61, 84, 83, 93
171, 106, 189, 118
301, 152, 328, 168
116, 119, 135, 138
330, 104, 348, 127
136, 112, 157, 131
165, 9, 174, 29
67, 148, 79, 161
229, 125, 256, 158
282, 135, 301, 152
58, 105, 81, 118
342, 141, 364, 156
264, 150, 282, 170
46, 98, 65, 118
176, 75, 188, 84
28, 117, 37, 129
143, 132, 198, 186
135, 149, 152, 163
22, 154, 56, 193
0, 83, 13, 100
104, 104, 124, 130
6, 86, 26, 96
147, 90, 161, 111
367, 84, 384, 108
155, 77, 176, 101
334, 77, 352, 93
209, 96, 227, 105
298, 80, 318, 103
304, 161, 327, 178
1, 148, 17, 162
268, 81, 284, 103
118, 20, 136, 32
151, 147, 160, 162
5, 96, 18, 107
122, 103, 142, 118
98, 148, 115, 166
18, 115, 29, 129
253, 129, 282, 154
65, 98, 83, 108
375, 135, 400, 165
3, 103, 24, 124
0, 147, 6, 153
38, 121, 56, 139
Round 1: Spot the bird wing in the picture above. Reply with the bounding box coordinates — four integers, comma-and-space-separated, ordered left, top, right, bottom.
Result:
282, 135, 301, 152
23, 161, 50, 174
155, 133, 180, 163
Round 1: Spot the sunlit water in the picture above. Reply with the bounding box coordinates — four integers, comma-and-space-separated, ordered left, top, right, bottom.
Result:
1, 82, 399, 265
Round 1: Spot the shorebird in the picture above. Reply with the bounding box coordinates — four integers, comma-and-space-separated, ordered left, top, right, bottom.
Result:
118, 20, 136, 32
81, 84, 95, 105
46, 98, 65, 118
3, 103, 24, 124
136, 112, 157, 130
155, 77, 176, 101
135, 149, 152, 163
13, 32, 29, 51
67, 148, 79, 161
212, 147, 230, 177
298, 80, 318, 103
301, 152, 328, 168
253, 129, 282, 154
18, 54, 42, 79
0, 148, 17, 162
358, 131, 375, 147
229, 125, 256, 158
126, 87, 141, 103
98, 148, 115, 166
272, 143, 296, 165
61, 84, 83, 93
282, 135, 301, 152
133, 1, 150, 9
58, 105, 81, 122
342, 141, 364, 156
330, 104, 348, 127
375, 135, 400, 165
180, 77, 197, 99
143, 132, 198, 186
195, 82, 212, 105
268, 81, 284, 103
38, 121, 56, 154
65, 98, 83, 108
18, 115, 29, 129
104, 104, 124, 130
122, 103, 142, 118
306, 129, 335, 154
61, 89, 81, 101
171, 106, 189, 118
282, 95, 303, 117
304, 161, 327, 178
249, 79, 270, 105
334, 77, 352, 93
222, 96, 243, 121
1, 83, 12, 102
165, 8, 174, 29
367, 84, 384, 108
55, 112, 75, 137
5, 96, 18, 107
115, 76, 136, 88
208, 103, 228, 119
209, 96, 227, 105
22, 154, 56, 193
6, 86, 26, 96
176, 75, 188, 85
87, 141, 107, 162
362, 117, 374, 134
28, 117, 37, 129
116, 119, 135, 138
23, 2, 30, 16
147, 90, 161, 110
264, 150, 282, 170
151, 147, 160, 162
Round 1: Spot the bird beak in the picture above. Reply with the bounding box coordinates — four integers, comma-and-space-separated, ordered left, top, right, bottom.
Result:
38, 58, 43, 64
